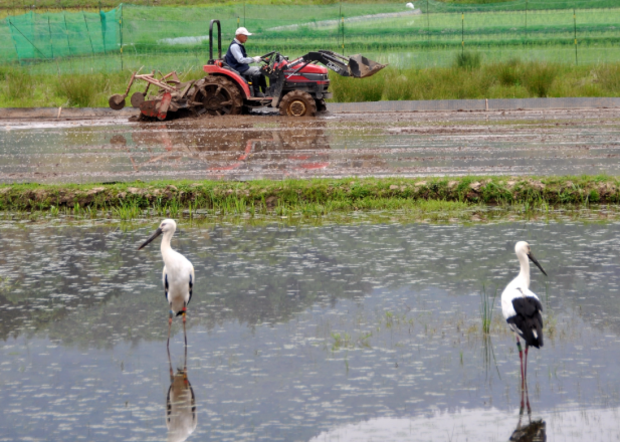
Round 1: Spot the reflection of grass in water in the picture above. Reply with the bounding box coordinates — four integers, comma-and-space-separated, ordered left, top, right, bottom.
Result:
482, 334, 501, 381
480, 284, 497, 335
331, 332, 352, 351
0, 276, 13, 293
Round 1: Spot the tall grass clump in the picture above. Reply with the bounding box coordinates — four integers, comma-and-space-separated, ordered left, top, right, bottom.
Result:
0, 66, 36, 101
330, 70, 386, 102
495, 58, 521, 87
55, 74, 101, 107
522, 62, 558, 97
594, 63, 620, 91
454, 51, 481, 70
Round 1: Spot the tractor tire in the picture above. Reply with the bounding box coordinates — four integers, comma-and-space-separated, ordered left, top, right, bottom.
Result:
191, 76, 243, 116
315, 98, 327, 113
279, 91, 317, 117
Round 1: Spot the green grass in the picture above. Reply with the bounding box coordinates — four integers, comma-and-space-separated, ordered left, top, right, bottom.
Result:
0, 66, 205, 107
479, 284, 497, 335
330, 57, 620, 101
2, 176, 620, 219
4, 58, 620, 107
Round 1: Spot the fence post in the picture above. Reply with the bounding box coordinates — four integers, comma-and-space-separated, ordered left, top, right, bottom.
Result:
47, 16, 53, 59
7, 19, 23, 65
426, 0, 429, 41
461, 12, 464, 56
119, 4, 123, 70
525, 0, 528, 41
341, 5, 345, 54
84, 12, 95, 56
63, 11, 71, 56
573, 8, 578, 65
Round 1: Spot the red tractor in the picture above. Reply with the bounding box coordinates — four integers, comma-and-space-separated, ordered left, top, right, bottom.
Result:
109, 20, 386, 120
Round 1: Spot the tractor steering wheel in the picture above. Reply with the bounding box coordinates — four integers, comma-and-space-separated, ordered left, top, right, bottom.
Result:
259, 52, 285, 76
258, 51, 276, 64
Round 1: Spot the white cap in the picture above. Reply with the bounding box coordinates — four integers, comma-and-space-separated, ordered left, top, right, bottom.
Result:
235, 27, 252, 36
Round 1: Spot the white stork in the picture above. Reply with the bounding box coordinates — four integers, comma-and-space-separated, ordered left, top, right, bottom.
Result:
138, 219, 194, 346
501, 241, 547, 394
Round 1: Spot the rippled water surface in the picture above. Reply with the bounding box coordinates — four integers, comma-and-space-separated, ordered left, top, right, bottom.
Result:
1, 219, 620, 441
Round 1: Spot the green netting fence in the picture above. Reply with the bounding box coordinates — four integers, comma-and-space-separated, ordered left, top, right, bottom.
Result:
2, 8, 119, 63
1, 1, 620, 75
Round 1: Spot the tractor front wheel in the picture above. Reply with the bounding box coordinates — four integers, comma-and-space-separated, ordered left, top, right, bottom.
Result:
279, 91, 317, 117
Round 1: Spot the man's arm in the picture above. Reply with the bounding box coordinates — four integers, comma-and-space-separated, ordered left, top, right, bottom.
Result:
230, 43, 254, 64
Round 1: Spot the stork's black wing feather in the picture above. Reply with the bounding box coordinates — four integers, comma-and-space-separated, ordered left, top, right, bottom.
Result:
188, 273, 193, 306
164, 273, 169, 300
508, 297, 544, 348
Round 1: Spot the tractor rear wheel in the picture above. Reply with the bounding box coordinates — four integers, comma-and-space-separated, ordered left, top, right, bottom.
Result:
279, 91, 317, 117
191, 76, 243, 116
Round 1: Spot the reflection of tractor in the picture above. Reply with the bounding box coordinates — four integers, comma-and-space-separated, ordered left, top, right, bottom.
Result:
113, 117, 333, 177
109, 20, 386, 120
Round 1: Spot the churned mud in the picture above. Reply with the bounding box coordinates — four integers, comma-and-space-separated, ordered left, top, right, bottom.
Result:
2, 108, 620, 183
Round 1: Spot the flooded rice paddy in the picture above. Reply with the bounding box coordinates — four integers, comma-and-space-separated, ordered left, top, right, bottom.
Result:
3, 108, 620, 183
1, 218, 620, 441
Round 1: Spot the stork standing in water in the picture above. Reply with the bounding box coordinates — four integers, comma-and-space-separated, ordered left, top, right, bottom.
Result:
139, 219, 194, 347
501, 241, 547, 399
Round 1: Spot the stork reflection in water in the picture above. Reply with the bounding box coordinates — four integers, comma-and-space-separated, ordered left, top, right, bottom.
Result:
509, 386, 546, 442
138, 219, 194, 346
166, 345, 197, 442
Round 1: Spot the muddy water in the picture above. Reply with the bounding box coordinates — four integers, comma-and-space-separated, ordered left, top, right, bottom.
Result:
2, 109, 620, 183
1, 219, 620, 441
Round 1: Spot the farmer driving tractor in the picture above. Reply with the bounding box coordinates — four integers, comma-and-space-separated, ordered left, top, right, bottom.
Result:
224, 27, 267, 97
109, 18, 387, 119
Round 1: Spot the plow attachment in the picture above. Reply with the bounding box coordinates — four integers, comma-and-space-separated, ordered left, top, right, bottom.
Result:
301, 51, 387, 78
108, 70, 202, 120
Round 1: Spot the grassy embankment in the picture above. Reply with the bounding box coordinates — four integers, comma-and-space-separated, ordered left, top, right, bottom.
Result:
3, 57, 620, 107
1, 176, 619, 220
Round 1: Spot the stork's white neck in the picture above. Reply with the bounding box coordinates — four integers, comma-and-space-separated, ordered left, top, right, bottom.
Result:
516, 250, 530, 288
160, 229, 175, 261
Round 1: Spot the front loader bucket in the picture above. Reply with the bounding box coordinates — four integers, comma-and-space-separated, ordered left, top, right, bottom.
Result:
348, 54, 387, 78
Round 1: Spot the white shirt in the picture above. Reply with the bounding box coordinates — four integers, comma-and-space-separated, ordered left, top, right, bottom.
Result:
230, 38, 254, 65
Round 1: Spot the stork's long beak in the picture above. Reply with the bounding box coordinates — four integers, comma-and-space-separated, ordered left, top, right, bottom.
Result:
528, 252, 547, 276
138, 227, 162, 250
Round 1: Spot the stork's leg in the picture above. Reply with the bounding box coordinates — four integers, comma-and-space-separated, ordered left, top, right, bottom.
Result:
182, 305, 187, 347
524, 345, 531, 413
167, 310, 173, 347
516, 335, 524, 391
525, 375, 531, 415
524, 345, 529, 383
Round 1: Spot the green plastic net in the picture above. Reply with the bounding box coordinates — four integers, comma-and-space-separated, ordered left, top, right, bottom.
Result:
1, 1, 619, 74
